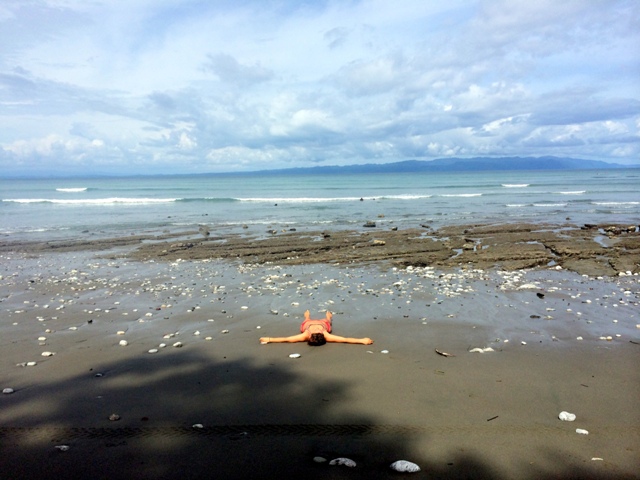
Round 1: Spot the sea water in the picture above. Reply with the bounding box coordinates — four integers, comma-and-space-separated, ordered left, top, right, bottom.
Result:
1, 169, 638, 242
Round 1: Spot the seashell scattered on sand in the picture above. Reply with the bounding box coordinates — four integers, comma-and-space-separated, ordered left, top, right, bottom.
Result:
173, 342, 183, 348
26, 361, 37, 366
435, 349, 454, 357
576, 428, 589, 435
289, 353, 301, 358
559, 411, 576, 422
117, 331, 126, 335
380, 350, 389, 354
329, 458, 356, 467
390, 460, 421, 473
148, 349, 159, 354
55, 445, 70, 451
41, 351, 55, 357
221, 329, 229, 334
313, 456, 327, 463
192, 424, 204, 429
3, 388, 14, 394
469, 347, 494, 353
119, 340, 128, 346
109, 414, 121, 421
38, 336, 46, 341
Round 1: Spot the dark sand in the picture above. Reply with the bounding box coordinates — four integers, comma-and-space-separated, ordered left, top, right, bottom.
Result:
1, 223, 639, 479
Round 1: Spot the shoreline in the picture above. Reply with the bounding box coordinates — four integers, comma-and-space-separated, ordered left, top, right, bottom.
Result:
1, 221, 639, 277
1, 223, 639, 478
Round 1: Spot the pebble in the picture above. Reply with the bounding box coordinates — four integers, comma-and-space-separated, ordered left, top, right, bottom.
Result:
390, 460, 421, 473
329, 458, 356, 467
559, 411, 576, 422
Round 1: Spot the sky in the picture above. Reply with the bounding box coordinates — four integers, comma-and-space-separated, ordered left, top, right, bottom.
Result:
0, 0, 639, 176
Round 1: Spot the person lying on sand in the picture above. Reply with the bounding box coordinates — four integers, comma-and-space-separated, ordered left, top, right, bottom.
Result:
260, 310, 374, 346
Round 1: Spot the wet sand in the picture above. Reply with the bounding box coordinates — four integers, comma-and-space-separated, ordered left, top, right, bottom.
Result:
1, 223, 639, 479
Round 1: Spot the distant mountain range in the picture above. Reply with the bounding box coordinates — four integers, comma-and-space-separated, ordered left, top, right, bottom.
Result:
244, 156, 631, 176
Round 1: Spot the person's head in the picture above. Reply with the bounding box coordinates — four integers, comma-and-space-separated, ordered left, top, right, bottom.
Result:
308, 332, 326, 346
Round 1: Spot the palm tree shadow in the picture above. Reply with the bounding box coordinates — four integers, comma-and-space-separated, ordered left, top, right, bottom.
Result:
0, 350, 633, 479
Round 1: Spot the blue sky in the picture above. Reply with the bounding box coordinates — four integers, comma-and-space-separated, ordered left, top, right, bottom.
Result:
1, 0, 638, 176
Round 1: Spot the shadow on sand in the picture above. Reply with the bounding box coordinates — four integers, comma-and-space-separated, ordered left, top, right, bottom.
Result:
0, 349, 632, 479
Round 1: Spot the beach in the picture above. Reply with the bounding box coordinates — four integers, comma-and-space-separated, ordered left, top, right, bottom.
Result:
1, 223, 639, 479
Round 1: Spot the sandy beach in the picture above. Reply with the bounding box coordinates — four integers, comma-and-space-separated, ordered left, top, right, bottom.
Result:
1, 223, 639, 479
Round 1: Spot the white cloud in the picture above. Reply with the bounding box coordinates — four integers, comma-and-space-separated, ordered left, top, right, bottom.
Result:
0, 0, 638, 175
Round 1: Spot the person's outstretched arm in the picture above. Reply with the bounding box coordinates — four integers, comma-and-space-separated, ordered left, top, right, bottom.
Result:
324, 333, 373, 345
260, 333, 307, 344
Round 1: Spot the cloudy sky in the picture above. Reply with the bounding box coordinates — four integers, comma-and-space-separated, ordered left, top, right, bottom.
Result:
1, 0, 638, 176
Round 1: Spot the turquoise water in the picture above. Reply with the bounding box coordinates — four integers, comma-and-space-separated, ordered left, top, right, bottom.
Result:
1, 169, 638, 241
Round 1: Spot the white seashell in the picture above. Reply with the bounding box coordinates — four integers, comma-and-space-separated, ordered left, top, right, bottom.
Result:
117, 331, 126, 335
193, 331, 200, 335
158, 343, 166, 348
390, 460, 421, 473
313, 456, 327, 463
591, 457, 604, 461
381, 350, 389, 354
26, 361, 37, 366
3, 388, 14, 394
559, 411, 576, 422
221, 329, 229, 334
119, 340, 128, 346
576, 428, 589, 435
469, 347, 494, 353
521, 341, 527, 345
55, 445, 70, 451
192, 424, 204, 429
148, 349, 158, 354
173, 342, 183, 348
289, 353, 301, 358
205, 337, 212, 341
329, 457, 356, 467
38, 336, 47, 341
241, 306, 248, 309
41, 351, 55, 357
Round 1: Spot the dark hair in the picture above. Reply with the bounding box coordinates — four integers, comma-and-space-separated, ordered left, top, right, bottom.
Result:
308, 333, 326, 346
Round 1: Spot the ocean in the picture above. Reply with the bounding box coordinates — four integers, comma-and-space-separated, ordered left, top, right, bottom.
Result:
1, 169, 638, 242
